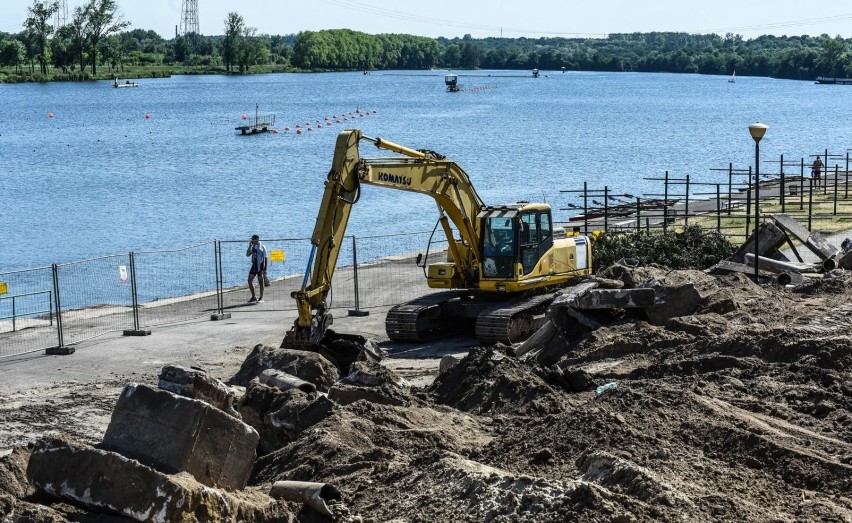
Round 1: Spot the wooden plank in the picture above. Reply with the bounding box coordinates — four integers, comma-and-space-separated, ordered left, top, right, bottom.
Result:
730, 222, 788, 264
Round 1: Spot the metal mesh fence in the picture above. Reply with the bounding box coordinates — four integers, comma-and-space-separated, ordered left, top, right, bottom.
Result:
134, 242, 218, 328
55, 254, 134, 346
0, 266, 57, 357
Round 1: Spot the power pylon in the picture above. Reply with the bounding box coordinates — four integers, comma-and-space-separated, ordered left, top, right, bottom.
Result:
55, 0, 69, 28
179, 0, 200, 36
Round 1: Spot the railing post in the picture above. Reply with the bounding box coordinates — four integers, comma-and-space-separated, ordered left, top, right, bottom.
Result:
684, 175, 690, 228
663, 171, 669, 233
635, 197, 641, 234
11, 296, 16, 332
348, 235, 369, 317
745, 167, 752, 237
846, 151, 850, 199
123, 252, 151, 336
583, 181, 589, 236
833, 165, 839, 215
780, 153, 785, 213
808, 176, 814, 231
727, 162, 733, 216
46, 263, 73, 355
603, 186, 609, 232
211, 240, 231, 320
800, 158, 805, 210
716, 184, 721, 233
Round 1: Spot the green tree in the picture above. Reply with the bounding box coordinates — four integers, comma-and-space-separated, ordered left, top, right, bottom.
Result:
82, 0, 130, 75
69, 5, 88, 73
223, 12, 244, 72
0, 39, 27, 74
24, 0, 58, 75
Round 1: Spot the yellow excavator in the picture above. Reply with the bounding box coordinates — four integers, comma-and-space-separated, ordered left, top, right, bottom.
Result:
284, 129, 592, 348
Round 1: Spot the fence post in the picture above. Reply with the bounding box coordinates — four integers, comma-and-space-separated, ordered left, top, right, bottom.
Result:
684, 175, 690, 228
745, 167, 752, 238
833, 165, 839, 215
808, 176, 814, 231
603, 186, 609, 232
716, 184, 721, 233
728, 162, 733, 216
123, 252, 151, 336
780, 153, 785, 213
348, 235, 369, 317
663, 171, 669, 233
11, 296, 16, 332
635, 197, 641, 234
583, 181, 589, 236
846, 151, 850, 199
800, 158, 805, 210
211, 240, 231, 320
45, 263, 73, 355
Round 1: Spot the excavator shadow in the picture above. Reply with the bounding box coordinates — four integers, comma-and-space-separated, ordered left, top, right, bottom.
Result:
379, 334, 479, 360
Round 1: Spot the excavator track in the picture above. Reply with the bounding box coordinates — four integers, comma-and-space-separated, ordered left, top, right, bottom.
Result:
474, 292, 556, 345
385, 290, 472, 342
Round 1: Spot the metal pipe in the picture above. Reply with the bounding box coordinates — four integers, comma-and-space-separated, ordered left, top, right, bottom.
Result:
258, 369, 317, 393
52, 263, 64, 348
130, 252, 140, 332
269, 481, 342, 516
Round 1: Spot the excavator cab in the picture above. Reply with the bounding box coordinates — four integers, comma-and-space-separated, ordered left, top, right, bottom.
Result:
479, 204, 556, 284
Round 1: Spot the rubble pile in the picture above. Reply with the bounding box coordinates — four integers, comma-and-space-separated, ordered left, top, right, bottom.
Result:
1, 224, 851, 521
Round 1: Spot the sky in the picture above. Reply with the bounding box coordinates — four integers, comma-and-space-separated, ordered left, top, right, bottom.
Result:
3, 0, 852, 40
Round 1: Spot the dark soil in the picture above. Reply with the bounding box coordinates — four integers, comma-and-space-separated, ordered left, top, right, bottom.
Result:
2, 267, 851, 522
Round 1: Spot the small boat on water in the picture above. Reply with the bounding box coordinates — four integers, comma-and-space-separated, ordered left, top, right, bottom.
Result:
113, 78, 139, 88
815, 76, 852, 85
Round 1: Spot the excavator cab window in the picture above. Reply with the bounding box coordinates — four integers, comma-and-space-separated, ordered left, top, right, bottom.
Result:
520, 211, 554, 275
481, 216, 515, 279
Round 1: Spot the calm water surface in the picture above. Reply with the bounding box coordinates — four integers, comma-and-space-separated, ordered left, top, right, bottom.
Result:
3, 70, 852, 271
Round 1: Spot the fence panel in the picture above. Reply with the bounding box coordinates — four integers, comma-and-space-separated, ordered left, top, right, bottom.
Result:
0, 266, 57, 358
134, 242, 218, 328
219, 238, 315, 313
56, 254, 134, 345
352, 232, 447, 309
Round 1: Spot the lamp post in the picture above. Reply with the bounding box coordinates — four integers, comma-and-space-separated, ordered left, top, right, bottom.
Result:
748, 123, 768, 281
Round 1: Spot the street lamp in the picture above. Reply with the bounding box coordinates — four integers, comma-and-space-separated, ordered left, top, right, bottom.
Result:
749, 123, 768, 281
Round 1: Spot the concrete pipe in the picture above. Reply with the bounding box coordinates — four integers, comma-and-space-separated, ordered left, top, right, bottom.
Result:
823, 258, 837, 271
269, 480, 342, 516
258, 369, 317, 393
774, 271, 804, 286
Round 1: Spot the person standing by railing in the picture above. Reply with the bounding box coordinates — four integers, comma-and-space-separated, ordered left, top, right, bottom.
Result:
246, 234, 268, 303
812, 157, 823, 187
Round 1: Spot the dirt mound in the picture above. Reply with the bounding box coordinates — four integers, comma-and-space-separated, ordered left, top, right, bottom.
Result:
3, 268, 852, 521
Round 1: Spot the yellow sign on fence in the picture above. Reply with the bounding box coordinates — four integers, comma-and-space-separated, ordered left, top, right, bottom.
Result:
0, 282, 7, 295
269, 250, 286, 262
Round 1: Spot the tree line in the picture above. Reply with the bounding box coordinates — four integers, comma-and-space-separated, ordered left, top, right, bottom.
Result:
2, 2, 851, 82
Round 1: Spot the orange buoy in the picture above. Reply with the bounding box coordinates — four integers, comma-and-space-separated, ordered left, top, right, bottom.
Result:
284, 127, 290, 131
273, 129, 279, 134
48, 112, 54, 118
145, 113, 151, 119
296, 129, 302, 134
242, 114, 247, 120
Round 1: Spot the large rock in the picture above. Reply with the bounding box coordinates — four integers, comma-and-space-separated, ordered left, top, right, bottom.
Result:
101, 383, 259, 490
640, 270, 719, 326
26, 438, 289, 523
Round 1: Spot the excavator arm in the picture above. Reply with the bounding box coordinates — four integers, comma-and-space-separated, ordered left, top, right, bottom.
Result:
284, 129, 487, 347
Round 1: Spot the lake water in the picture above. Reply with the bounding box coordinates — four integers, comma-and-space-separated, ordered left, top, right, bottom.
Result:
3, 70, 852, 272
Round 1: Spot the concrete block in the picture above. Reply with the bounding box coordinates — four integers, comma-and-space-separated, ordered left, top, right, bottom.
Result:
101, 383, 258, 490
573, 288, 655, 309
158, 364, 241, 418
26, 438, 279, 522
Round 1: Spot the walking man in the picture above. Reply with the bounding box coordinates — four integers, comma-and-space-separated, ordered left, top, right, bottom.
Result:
246, 234, 268, 303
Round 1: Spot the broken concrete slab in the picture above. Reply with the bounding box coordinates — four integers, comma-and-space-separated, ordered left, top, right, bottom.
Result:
730, 222, 788, 264
101, 383, 259, 490
573, 288, 655, 309
772, 214, 838, 261
26, 438, 286, 523
342, 360, 407, 388
158, 364, 240, 419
